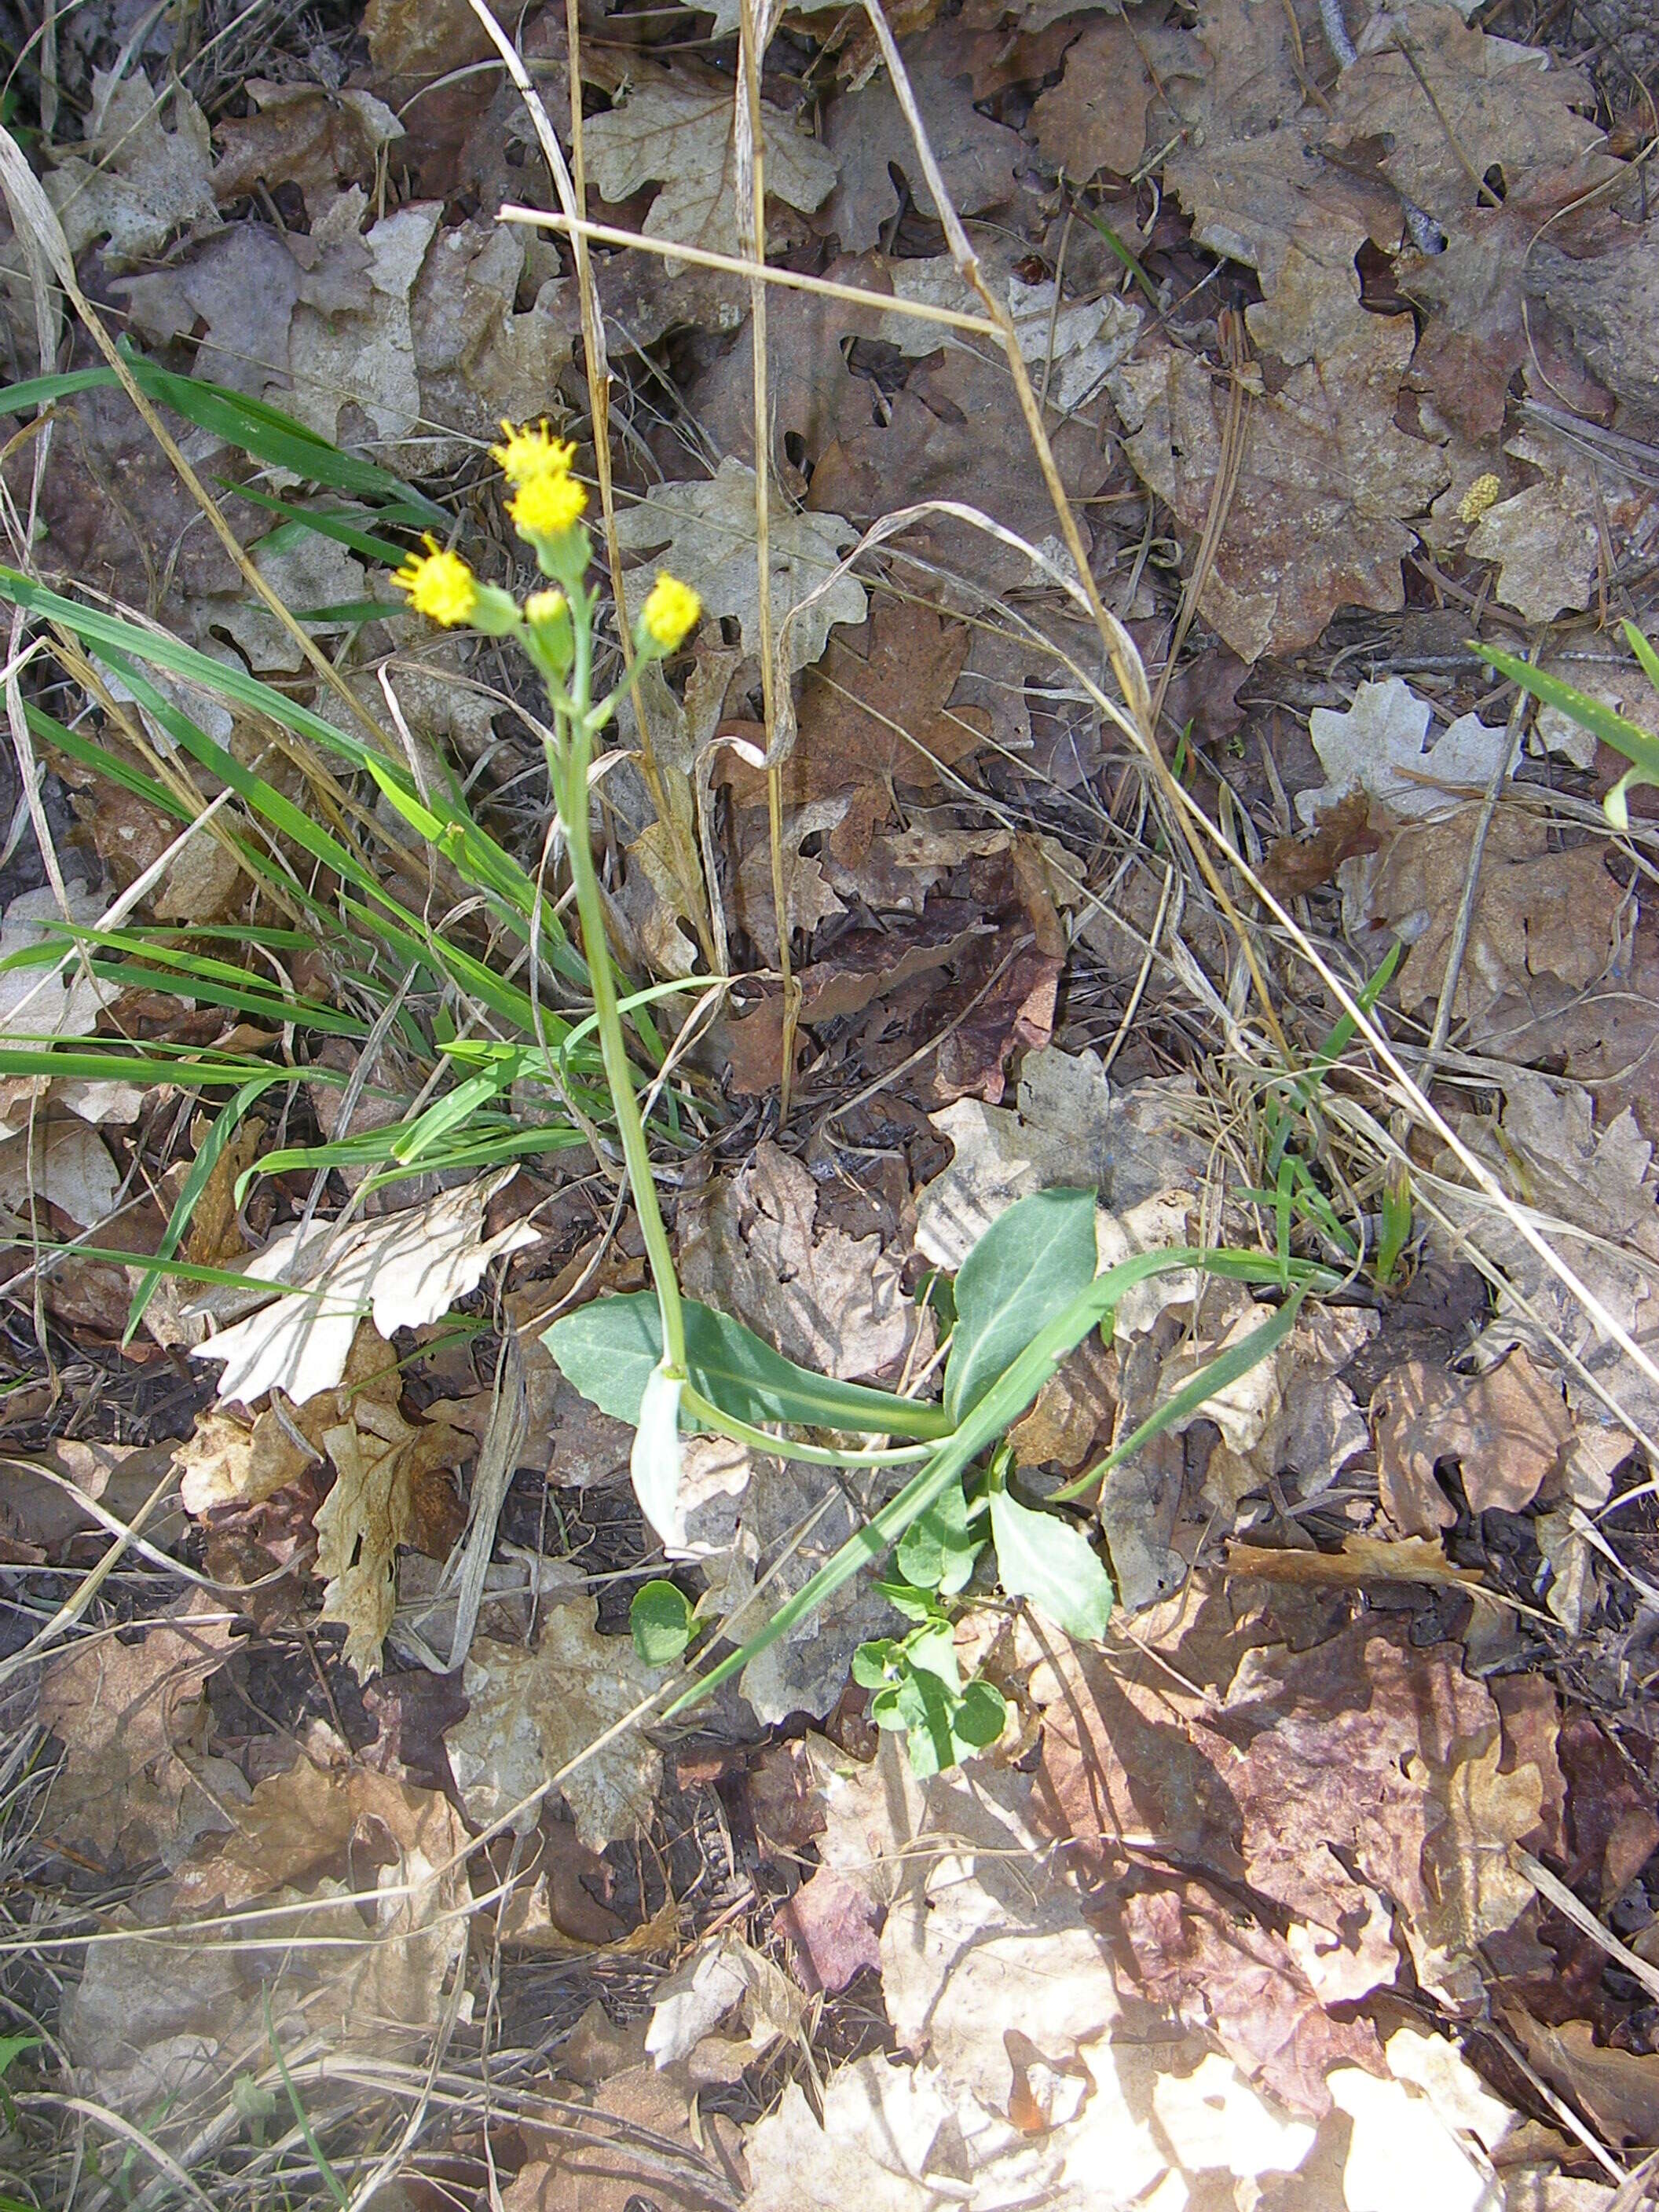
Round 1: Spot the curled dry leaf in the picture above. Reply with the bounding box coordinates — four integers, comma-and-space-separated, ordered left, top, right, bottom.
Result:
191, 1171, 537, 1406
444, 1598, 662, 1851
315, 1385, 467, 1682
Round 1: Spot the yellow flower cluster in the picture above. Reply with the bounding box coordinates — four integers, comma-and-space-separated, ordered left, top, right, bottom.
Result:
641, 573, 701, 652
510, 468, 588, 540
394, 538, 478, 628
494, 417, 588, 544
491, 419, 576, 486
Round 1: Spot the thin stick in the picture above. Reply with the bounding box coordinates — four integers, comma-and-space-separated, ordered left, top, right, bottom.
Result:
734, 0, 800, 1117
1423, 654, 1535, 1075
496, 204, 1005, 335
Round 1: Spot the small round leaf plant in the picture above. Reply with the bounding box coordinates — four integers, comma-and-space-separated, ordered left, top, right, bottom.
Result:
395, 424, 701, 1525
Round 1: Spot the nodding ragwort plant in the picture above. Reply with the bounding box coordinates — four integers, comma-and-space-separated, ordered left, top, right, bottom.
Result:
390, 425, 1332, 1774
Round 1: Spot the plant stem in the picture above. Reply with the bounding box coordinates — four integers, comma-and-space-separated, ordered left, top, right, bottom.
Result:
554, 597, 687, 1378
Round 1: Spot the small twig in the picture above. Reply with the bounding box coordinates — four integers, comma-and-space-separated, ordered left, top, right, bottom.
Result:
1421, 654, 1536, 1077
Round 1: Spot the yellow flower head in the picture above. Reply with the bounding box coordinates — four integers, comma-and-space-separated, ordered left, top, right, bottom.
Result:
1458, 471, 1503, 526
525, 588, 568, 627
509, 468, 588, 542
394, 539, 479, 628
641, 572, 701, 652
491, 419, 577, 487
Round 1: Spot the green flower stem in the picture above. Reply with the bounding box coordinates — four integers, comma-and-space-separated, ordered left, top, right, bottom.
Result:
678, 1382, 932, 1469
551, 589, 688, 1380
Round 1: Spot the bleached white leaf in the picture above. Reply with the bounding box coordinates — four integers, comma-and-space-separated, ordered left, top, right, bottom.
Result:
192, 1173, 537, 1405
613, 459, 866, 675
0, 1119, 119, 1228
0, 884, 119, 1042
1298, 679, 1511, 824
1152, 2052, 1315, 2177
643, 1938, 748, 2067
1328, 2067, 1503, 2212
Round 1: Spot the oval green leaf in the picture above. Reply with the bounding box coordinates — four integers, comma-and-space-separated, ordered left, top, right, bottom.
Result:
989, 1481, 1114, 1642
630, 1578, 695, 1667
944, 1188, 1099, 1424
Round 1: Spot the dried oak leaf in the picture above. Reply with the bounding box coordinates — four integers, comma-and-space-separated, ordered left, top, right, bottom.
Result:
821, 42, 1024, 251
809, 346, 1114, 596
1530, 218, 1659, 417
613, 460, 866, 676
45, 71, 219, 263
1463, 423, 1616, 624
1372, 1350, 1572, 1537
1298, 678, 1510, 825
67, 1760, 467, 2115
1031, 13, 1195, 182
584, 69, 837, 261
1261, 793, 1380, 900
1122, 1879, 1384, 2119
1324, 2, 1611, 229
38, 1590, 237, 1870
1510, 2013, 1659, 2149
0, 1119, 118, 1229
719, 601, 990, 865
1353, 806, 1621, 1031
211, 80, 404, 222
678, 1140, 917, 1381
1400, 178, 1605, 441
778, 1865, 881, 1994
1108, 303, 1447, 662
445, 1605, 661, 1852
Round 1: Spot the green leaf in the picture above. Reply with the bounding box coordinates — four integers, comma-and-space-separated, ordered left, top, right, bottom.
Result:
944, 1188, 1098, 1423
895, 1664, 957, 1776
544, 1292, 952, 1441
630, 1579, 694, 1666
953, 1678, 1008, 1749
664, 1243, 1326, 1720
989, 1480, 1114, 1640
896, 1478, 983, 1596
1476, 639, 1659, 827
852, 1639, 901, 1688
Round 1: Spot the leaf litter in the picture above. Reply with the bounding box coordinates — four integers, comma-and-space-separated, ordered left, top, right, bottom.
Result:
7, 0, 1659, 2204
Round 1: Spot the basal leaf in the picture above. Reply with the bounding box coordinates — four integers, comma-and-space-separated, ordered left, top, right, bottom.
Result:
544, 1292, 951, 1441
630, 1579, 694, 1666
895, 1478, 983, 1595
944, 1187, 1098, 1423
989, 1481, 1114, 1641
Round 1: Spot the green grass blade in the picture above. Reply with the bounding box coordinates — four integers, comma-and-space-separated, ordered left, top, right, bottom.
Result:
1053, 1284, 1311, 1501
126, 1074, 287, 1343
